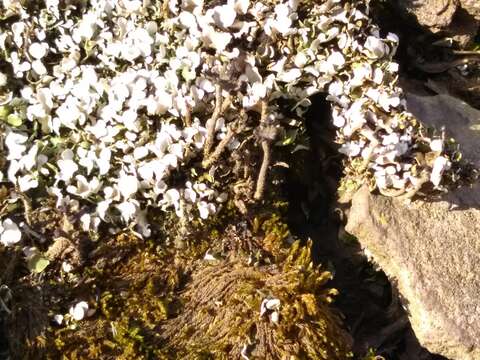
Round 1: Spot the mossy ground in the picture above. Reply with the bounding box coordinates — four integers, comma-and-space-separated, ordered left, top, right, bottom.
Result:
1, 187, 353, 359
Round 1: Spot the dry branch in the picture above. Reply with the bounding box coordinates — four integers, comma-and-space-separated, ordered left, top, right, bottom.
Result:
202, 109, 246, 169
254, 101, 272, 201
204, 84, 224, 158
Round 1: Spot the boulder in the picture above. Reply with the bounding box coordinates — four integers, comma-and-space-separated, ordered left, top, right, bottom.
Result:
396, 0, 479, 47
447, 7, 480, 48
397, 0, 458, 30
345, 94, 480, 359
460, 0, 480, 21
405, 93, 480, 169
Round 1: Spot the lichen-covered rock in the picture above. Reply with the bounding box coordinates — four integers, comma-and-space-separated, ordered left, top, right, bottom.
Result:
346, 94, 480, 359
405, 93, 480, 169
346, 185, 480, 360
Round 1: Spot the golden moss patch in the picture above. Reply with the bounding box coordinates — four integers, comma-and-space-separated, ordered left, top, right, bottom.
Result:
161, 240, 352, 359
35, 220, 352, 359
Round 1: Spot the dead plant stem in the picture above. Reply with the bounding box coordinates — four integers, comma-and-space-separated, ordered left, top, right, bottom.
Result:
204, 84, 224, 158
254, 100, 271, 201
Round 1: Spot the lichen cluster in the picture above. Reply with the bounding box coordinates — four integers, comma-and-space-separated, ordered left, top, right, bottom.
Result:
0, 0, 471, 241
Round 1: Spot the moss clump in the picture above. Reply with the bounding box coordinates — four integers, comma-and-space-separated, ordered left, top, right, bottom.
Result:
160, 240, 352, 359
38, 215, 352, 359
43, 233, 187, 359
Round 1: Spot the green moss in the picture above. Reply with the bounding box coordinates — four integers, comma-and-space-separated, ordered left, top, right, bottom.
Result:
5, 108, 352, 359
38, 215, 352, 359
40, 233, 180, 359
160, 239, 353, 359
362, 348, 385, 360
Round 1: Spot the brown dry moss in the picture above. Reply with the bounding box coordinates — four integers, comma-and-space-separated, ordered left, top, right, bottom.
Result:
37, 219, 351, 360
160, 240, 353, 359
43, 233, 187, 359
3, 168, 352, 360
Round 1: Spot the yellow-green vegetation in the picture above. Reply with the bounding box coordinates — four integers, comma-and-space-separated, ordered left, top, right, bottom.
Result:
362, 348, 385, 360
22, 213, 353, 360
160, 240, 352, 359
2, 0, 479, 358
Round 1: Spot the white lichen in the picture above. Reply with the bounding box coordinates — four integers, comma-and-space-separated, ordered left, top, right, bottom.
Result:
0, 0, 464, 239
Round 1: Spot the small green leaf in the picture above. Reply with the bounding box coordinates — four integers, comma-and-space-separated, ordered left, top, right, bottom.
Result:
6, 202, 20, 213
6, 114, 23, 127
83, 40, 96, 56
49, 136, 63, 147
0, 106, 10, 120
276, 129, 298, 146
204, 173, 214, 183
27, 254, 50, 273
79, 141, 91, 149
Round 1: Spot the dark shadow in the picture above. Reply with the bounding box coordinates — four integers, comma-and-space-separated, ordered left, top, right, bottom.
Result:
282, 3, 480, 358
372, 0, 480, 108
0, 316, 7, 360
282, 93, 449, 359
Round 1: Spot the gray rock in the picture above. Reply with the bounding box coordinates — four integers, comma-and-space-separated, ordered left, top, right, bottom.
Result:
460, 0, 480, 21
345, 94, 480, 359
396, 0, 479, 47
397, 0, 458, 30
405, 93, 480, 169
447, 7, 479, 48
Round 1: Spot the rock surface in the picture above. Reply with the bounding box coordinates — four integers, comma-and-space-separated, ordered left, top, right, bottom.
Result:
406, 93, 480, 169
346, 94, 480, 360
397, 0, 458, 30
460, 0, 480, 21
396, 0, 479, 47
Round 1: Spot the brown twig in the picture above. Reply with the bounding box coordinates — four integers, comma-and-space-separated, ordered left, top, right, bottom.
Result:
184, 103, 192, 127
15, 184, 32, 226
202, 128, 236, 169
254, 140, 271, 201
379, 172, 430, 200
396, 173, 430, 201
202, 110, 246, 169
254, 101, 271, 201
451, 50, 480, 56
358, 128, 379, 172
204, 84, 224, 158
220, 96, 232, 114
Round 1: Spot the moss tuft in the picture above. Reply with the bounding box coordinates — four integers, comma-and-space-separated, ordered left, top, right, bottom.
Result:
37, 220, 352, 359
160, 239, 352, 359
